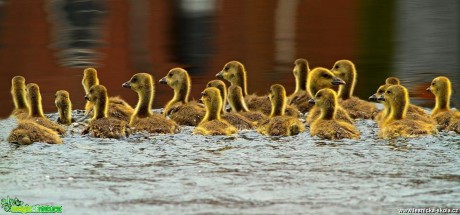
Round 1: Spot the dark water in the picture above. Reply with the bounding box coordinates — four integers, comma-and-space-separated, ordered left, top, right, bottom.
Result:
1, 0, 460, 214
0, 0, 459, 118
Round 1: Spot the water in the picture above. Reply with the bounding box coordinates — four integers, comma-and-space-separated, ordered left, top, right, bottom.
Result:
1, 111, 460, 214
1, 0, 460, 214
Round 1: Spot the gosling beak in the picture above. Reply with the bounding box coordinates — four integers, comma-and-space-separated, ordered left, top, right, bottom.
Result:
308, 99, 315, 104
216, 71, 223, 79
332, 77, 346, 86
368, 94, 377, 101
84, 95, 90, 101
159, 77, 167, 84
426, 87, 431, 92
122, 81, 131, 88
377, 95, 385, 101
198, 98, 203, 104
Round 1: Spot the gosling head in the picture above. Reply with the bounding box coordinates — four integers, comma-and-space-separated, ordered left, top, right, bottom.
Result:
331, 60, 356, 85
11, 76, 28, 109
427, 76, 451, 97
207, 80, 227, 112
369, 85, 388, 102
200, 87, 223, 120
307, 67, 345, 97
379, 85, 409, 120
55, 90, 71, 107
82, 68, 99, 94
85, 85, 107, 103
216, 61, 247, 95
309, 88, 337, 106
122, 73, 154, 92
293, 58, 309, 91
269, 84, 287, 117
26, 83, 44, 117
385, 77, 400, 85
159, 68, 190, 88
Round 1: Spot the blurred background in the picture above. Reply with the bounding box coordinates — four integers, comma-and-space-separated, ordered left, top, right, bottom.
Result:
0, 0, 459, 118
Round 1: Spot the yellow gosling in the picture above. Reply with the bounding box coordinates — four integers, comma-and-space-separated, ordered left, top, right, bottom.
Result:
309, 89, 360, 139
331, 60, 378, 119
82, 85, 129, 139
257, 84, 305, 136
123, 73, 179, 134
159, 68, 205, 126
194, 87, 237, 135
55, 90, 74, 125
26, 83, 66, 135
306, 67, 352, 124
10, 76, 28, 119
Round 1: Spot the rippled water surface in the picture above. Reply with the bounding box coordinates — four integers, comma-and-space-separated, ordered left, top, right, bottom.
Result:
1, 110, 459, 214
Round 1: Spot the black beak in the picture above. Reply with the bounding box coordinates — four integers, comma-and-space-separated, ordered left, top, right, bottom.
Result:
122, 81, 131, 88
216, 71, 223, 79
368, 94, 377, 101
377, 95, 385, 101
198, 98, 203, 103
84, 95, 90, 101
426, 87, 431, 92
308, 99, 315, 104
159, 77, 167, 84
332, 77, 346, 86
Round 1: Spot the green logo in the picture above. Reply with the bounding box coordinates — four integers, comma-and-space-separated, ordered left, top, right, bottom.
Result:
1, 196, 62, 214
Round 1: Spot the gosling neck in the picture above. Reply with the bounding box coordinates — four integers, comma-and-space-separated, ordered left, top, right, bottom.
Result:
433, 90, 450, 115
93, 95, 108, 120
203, 99, 222, 121
294, 70, 307, 94
58, 103, 72, 123
389, 99, 408, 120
381, 101, 391, 119
12, 86, 28, 109
319, 101, 337, 120
172, 80, 190, 104
135, 85, 154, 118
28, 95, 45, 118
270, 96, 286, 117
338, 74, 355, 100
229, 93, 249, 112
232, 70, 247, 97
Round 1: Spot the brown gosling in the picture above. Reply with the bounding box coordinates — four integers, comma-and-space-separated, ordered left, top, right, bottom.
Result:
288, 58, 313, 113
207, 80, 255, 130
55, 90, 74, 125
82, 67, 134, 122
306, 67, 353, 124
123, 73, 180, 134
257, 84, 305, 136
216, 61, 300, 117
10, 76, 28, 119
377, 85, 437, 139
8, 120, 62, 144
82, 85, 129, 139
427, 76, 460, 132
159, 68, 205, 126
228, 85, 269, 125
331, 60, 378, 119
309, 89, 360, 139
194, 87, 237, 135
25, 83, 66, 135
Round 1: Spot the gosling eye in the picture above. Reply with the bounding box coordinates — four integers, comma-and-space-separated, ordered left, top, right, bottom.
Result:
386, 91, 392, 94
224, 66, 229, 71
334, 65, 339, 69
316, 94, 322, 98
321, 73, 331, 79
378, 90, 384, 94
131, 78, 138, 83
90, 89, 94, 94
432, 82, 435, 86
168, 73, 173, 77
